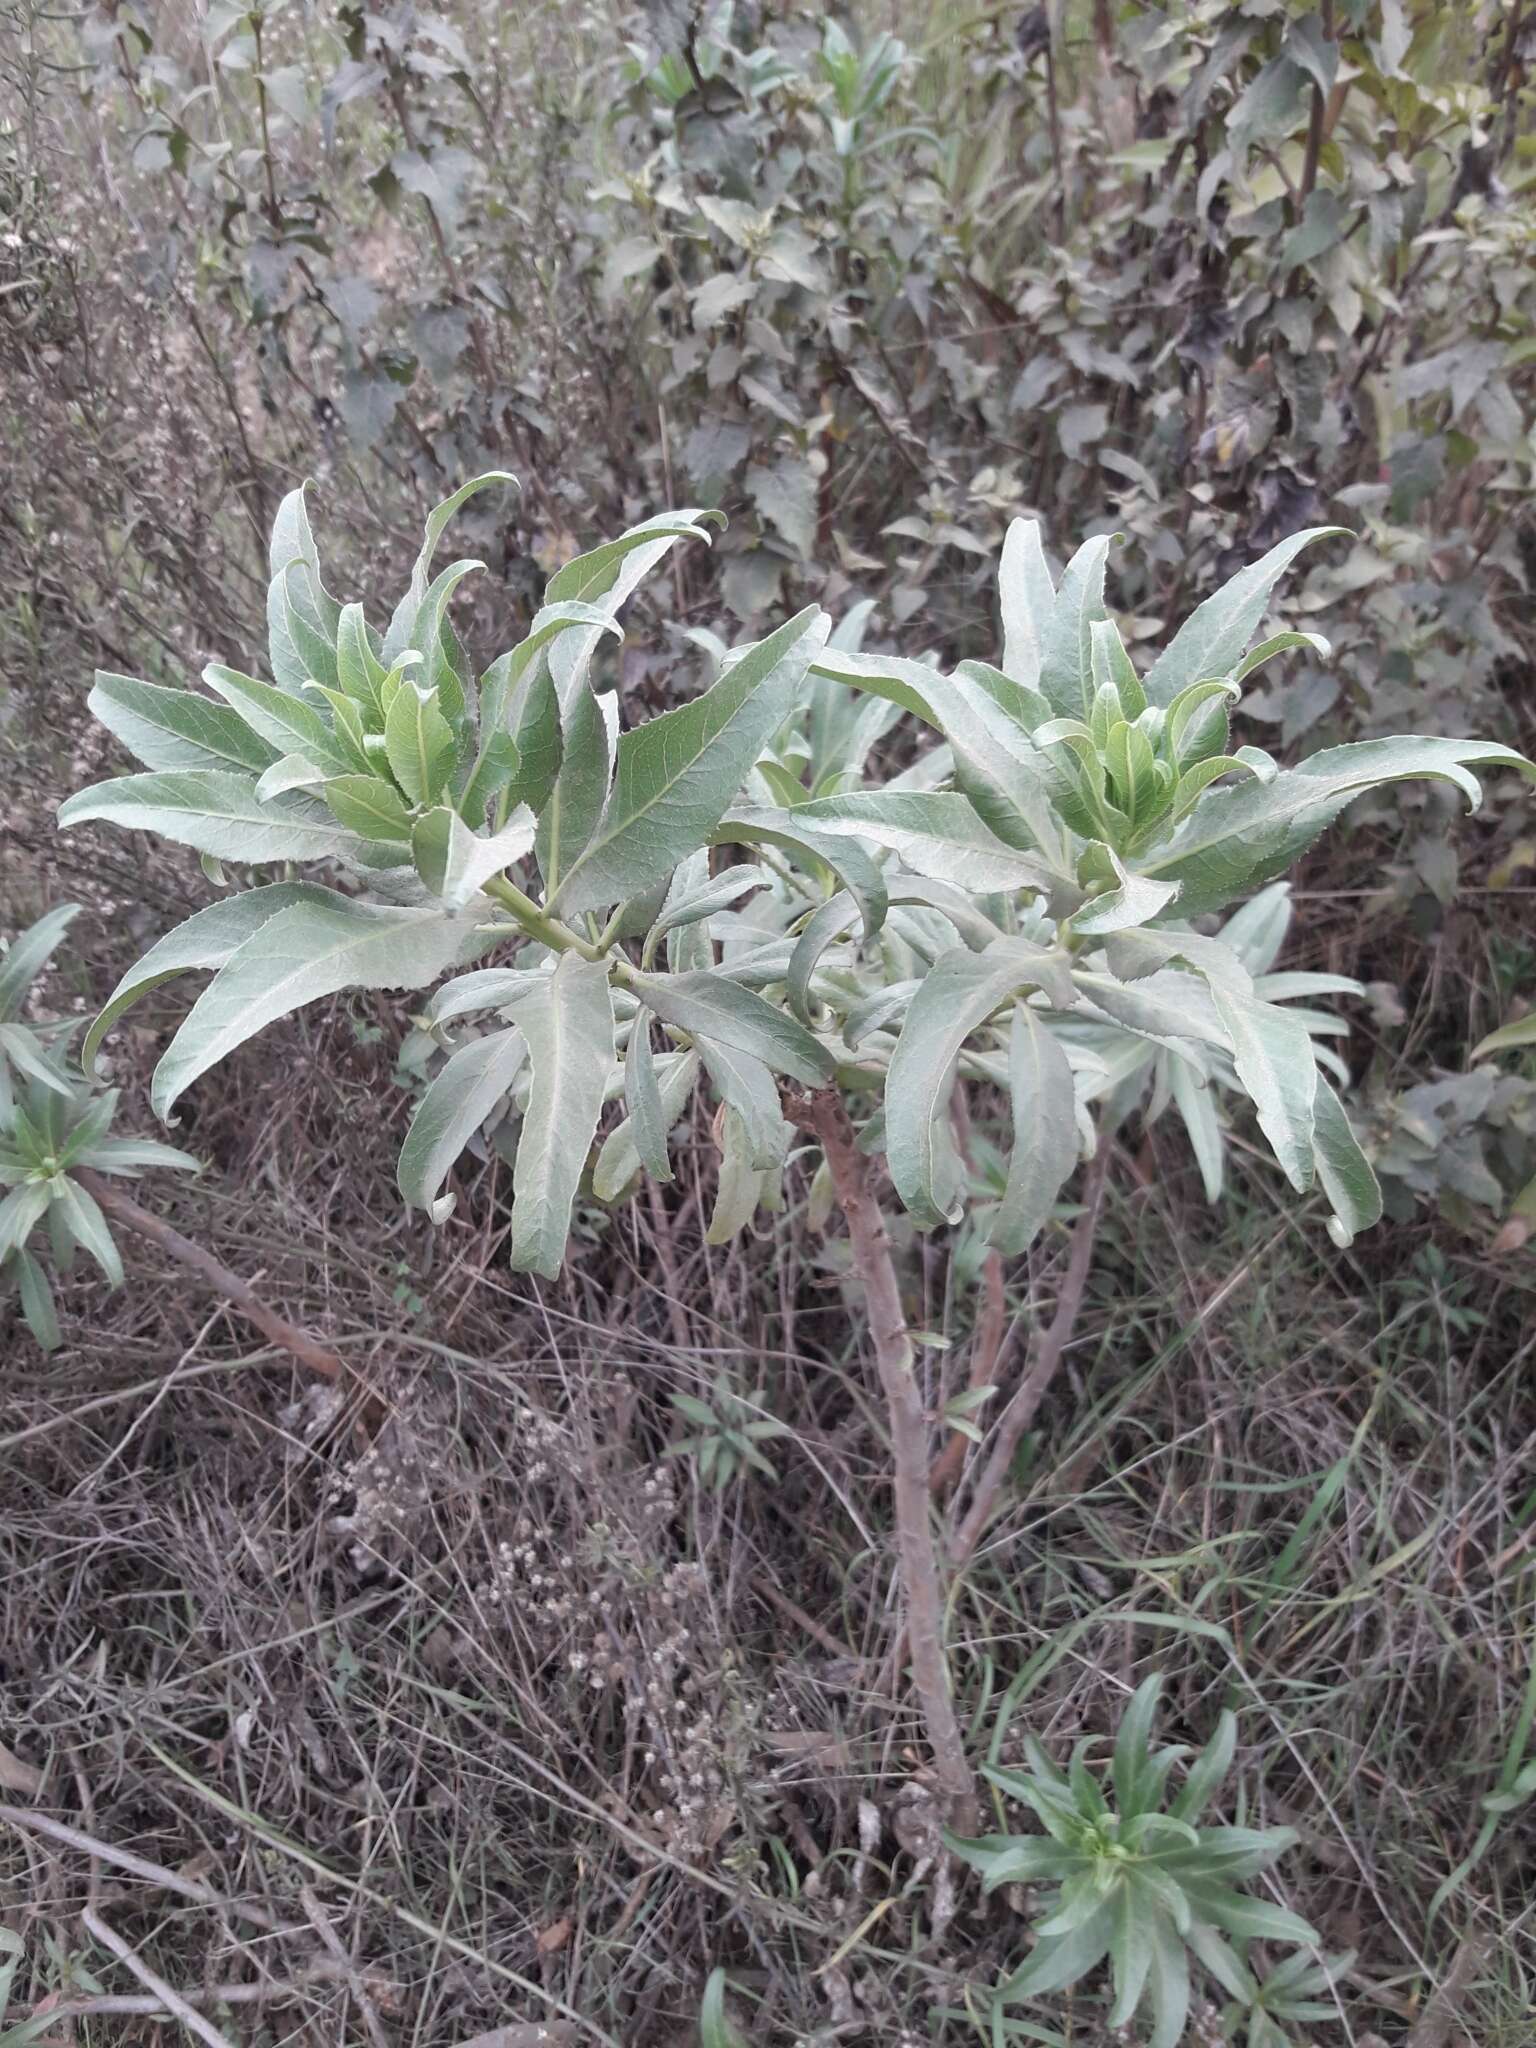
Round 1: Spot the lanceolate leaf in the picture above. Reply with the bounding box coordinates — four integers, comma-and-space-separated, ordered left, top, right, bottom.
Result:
550, 607, 827, 916
80, 885, 334, 1072
0, 905, 80, 1024
1069, 844, 1181, 936
623, 1013, 686, 1182
544, 511, 718, 713
1038, 533, 1111, 721
384, 682, 457, 806
89, 673, 279, 775
398, 1024, 529, 1219
793, 791, 1057, 896
59, 772, 364, 866
150, 895, 478, 1118
268, 481, 341, 693
809, 647, 1063, 859
1310, 1074, 1382, 1247
631, 968, 833, 1086
597, 1043, 699, 1199
999, 517, 1056, 694
698, 1039, 787, 1169
536, 680, 616, 898
887, 941, 1073, 1229
715, 806, 888, 938
203, 664, 354, 775
1138, 737, 1536, 918
383, 471, 517, 664
323, 774, 414, 843
509, 953, 614, 1277
412, 806, 537, 908
1141, 528, 1346, 708
1209, 983, 1317, 1193
990, 1004, 1079, 1254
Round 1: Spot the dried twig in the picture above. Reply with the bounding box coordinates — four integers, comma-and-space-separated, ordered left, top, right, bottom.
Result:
81, 1907, 238, 2048
75, 1169, 366, 1399
0, 1805, 285, 1932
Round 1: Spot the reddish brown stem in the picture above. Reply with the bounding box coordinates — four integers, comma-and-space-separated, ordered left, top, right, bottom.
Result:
929, 1247, 1010, 1499
950, 1148, 1111, 1572
76, 1170, 353, 1391
787, 1090, 977, 1830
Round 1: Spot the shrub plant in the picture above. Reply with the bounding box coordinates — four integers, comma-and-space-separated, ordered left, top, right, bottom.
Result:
59, 475, 1532, 1829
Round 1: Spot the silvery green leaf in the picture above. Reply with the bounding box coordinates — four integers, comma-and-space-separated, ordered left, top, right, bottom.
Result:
59, 771, 364, 866
408, 557, 482, 715
428, 967, 549, 1026
551, 607, 827, 917
280, 568, 341, 693
706, 1108, 767, 1245
71, 1137, 201, 1176
509, 953, 614, 1277
990, 1004, 1079, 1254
595, 1041, 698, 1198
624, 1012, 688, 1185
544, 509, 718, 713
0, 1024, 75, 1095
89, 673, 279, 775
998, 1901, 1115, 2000
793, 790, 1057, 896
1038, 532, 1111, 721
536, 680, 616, 898
0, 904, 80, 1025
0, 1182, 51, 1262
323, 774, 414, 843
412, 806, 537, 909
201, 663, 355, 775
887, 941, 1072, 1229
150, 895, 478, 1118
1217, 881, 1293, 973
998, 516, 1056, 694
631, 969, 832, 1087
80, 885, 334, 1072
1069, 844, 1181, 936
1169, 1059, 1224, 1201
1143, 1913, 1192, 2048
52, 1178, 123, 1288
698, 1039, 788, 1170
787, 893, 858, 1025
1142, 529, 1347, 708
336, 602, 388, 713
13, 1247, 60, 1352
398, 1023, 528, 1219
475, 601, 617, 807
809, 646, 1064, 862
1141, 737, 1535, 918
267, 481, 341, 692
644, 866, 771, 964
384, 681, 457, 805
1209, 983, 1317, 1192
383, 472, 517, 664
1070, 968, 1227, 1057
1311, 1074, 1382, 1246
1233, 628, 1331, 681
255, 753, 330, 800
715, 806, 888, 938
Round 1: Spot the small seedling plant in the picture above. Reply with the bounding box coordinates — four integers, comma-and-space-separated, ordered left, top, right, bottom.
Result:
60, 475, 1532, 1824
0, 905, 198, 1349
952, 1675, 1351, 2048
